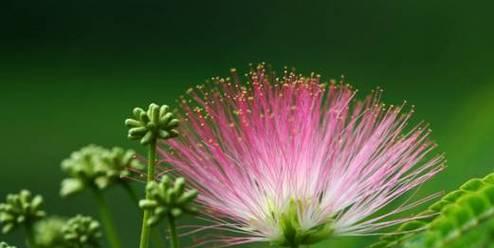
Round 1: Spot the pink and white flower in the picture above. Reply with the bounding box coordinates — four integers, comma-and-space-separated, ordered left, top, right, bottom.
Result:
159, 65, 445, 247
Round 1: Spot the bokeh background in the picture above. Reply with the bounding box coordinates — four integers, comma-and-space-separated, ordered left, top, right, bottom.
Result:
1, 0, 494, 247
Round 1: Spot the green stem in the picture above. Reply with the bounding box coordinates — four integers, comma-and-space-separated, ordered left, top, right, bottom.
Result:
139, 139, 157, 248
167, 214, 179, 248
152, 228, 166, 248
123, 183, 164, 248
24, 223, 37, 248
93, 190, 122, 248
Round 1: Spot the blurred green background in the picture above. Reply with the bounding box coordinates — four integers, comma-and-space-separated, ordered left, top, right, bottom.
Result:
1, 0, 494, 247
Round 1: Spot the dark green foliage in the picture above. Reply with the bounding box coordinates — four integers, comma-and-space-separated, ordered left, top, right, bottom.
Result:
370, 172, 494, 248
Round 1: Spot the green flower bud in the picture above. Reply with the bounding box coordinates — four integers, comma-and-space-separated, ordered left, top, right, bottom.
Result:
34, 217, 67, 248
0, 190, 46, 234
273, 199, 333, 247
139, 176, 198, 226
62, 215, 101, 248
0, 242, 16, 248
125, 103, 180, 145
60, 145, 143, 197
60, 145, 106, 196
100, 147, 145, 181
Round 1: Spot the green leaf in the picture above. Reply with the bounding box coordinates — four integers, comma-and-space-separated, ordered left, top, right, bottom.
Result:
370, 171, 494, 248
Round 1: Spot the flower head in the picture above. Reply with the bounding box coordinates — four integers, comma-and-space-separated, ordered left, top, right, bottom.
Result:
125, 103, 180, 145
160, 65, 445, 246
139, 175, 198, 226
0, 190, 45, 234
62, 215, 101, 248
60, 145, 143, 196
34, 217, 67, 248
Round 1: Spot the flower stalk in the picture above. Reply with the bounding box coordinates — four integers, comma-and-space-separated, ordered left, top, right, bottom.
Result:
59, 145, 143, 248
126, 103, 180, 248
138, 139, 157, 248
139, 175, 198, 248
167, 214, 179, 248
24, 223, 37, 248
92, 190, 121, 248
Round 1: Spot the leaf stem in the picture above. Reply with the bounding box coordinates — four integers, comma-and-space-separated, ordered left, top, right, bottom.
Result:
167, 214, 179, 248
139, 139, 157, 248
93, 190, 122, 248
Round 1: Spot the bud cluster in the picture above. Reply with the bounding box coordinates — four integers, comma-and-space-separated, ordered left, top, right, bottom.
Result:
139, 176, 198, 226
125, 103, 179, 145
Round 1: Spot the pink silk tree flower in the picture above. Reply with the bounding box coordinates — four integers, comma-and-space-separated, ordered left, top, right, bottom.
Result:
158, 65, 445, 247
